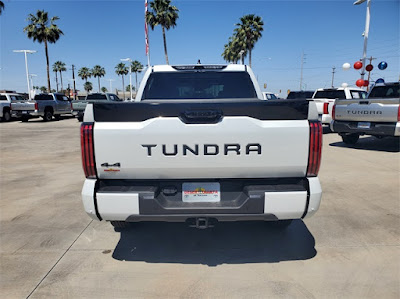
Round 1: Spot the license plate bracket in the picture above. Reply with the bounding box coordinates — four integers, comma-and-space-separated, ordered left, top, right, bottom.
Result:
182, 182, 220, 203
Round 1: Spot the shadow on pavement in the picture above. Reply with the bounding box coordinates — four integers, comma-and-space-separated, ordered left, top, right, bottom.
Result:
323, 126, 333, 134
329, 136, 399, 153
112, 220, 316, 266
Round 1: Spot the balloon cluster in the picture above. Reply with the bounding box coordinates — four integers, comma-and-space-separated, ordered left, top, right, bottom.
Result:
342, 60, 388, 87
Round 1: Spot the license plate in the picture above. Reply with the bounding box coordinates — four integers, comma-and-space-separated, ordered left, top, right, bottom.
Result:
182, 182, 220, 203
357, 121, 371, 129
22, 111, 28, 114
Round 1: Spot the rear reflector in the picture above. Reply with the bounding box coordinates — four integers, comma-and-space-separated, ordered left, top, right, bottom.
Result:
332, 104, 336, 120
323, 102, 329, 114
34, 102, 38, 110
307, 121, 322, 177
80, 123, 97, 179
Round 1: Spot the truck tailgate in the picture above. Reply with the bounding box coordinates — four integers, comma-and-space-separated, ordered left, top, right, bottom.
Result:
90, 100, 311, 180
11, 101, 35, 111
335, 99, 399, 122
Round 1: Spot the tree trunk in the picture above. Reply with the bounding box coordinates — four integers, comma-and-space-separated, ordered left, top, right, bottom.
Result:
55, 71, 58, 92
44, 40, 51, 92
248, 44, 252, 68
122, 75, 125, 100
162, 26, 169, 65
60, 71, 63, 91
98, 77, 100, 92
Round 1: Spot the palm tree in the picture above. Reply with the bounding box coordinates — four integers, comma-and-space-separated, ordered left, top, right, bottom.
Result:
57, 61, 66, 91
52, 62, 59, 92
234, 14, 264, 67
23, 10, 63, 92
130, 60, 144, 91
78, 67, 91, 83
146, 0, 179, 65
39, 86, 47, 93
115, 63, 128, 99
101, 87, 107, 93
84, 82, 93, 94
0, 1, 5, 15
92, 65, 105, 92
222, 36, 246, 64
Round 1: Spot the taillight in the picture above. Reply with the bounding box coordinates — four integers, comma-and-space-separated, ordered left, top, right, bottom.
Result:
70, 102, 73, 110
398, 105, 400, 121
332, 104, 336, 120
34, 102, 38, 110
307, 121, 322, 177
80, 123, 97, 179
323, 102, 329, 114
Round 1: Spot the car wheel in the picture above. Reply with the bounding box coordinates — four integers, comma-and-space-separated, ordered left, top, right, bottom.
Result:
110, 221, 130, 229
2, 110, 11, 122
21, 116, 29, 122
342, 134, 359, 145
268, 220, 293, 229
77, 115, 83, 122
43, 110, 53, 122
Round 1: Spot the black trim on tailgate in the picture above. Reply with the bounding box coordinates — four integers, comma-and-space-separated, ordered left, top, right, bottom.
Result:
96, 178, 308, 215
92, 99, 309, 122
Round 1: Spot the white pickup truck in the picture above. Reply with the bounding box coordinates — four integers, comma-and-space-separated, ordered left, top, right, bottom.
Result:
332, 82, 400, 144
313, 87, 367, 126
80, 65, 323, 229
0, 93, 25, 121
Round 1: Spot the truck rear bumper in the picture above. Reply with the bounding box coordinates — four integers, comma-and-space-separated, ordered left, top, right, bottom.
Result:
321, 114, 332, 125
333, 120, 399, 136
82, 177, 322, 222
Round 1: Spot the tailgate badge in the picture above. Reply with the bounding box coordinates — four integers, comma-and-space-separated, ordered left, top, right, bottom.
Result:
101, 162, 121, 172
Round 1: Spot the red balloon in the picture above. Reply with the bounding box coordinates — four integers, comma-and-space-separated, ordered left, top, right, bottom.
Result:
366, 64, 373, 72
356, 79, 364, 87
354, 61, 363, 70
363, 80, 369, 86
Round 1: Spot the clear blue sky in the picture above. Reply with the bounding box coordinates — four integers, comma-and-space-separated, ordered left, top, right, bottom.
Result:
0, 0, 398, 96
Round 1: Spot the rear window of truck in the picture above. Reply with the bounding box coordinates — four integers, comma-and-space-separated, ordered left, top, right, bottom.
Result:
142, 71, 258, 100
35, 94, 53, 101
314, 90, 346, 99
368, 85, 400, 98
87, 94, 107, 100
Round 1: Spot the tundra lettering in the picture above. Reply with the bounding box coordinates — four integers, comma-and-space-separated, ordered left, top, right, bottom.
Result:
347, 110, 383, 115
141, 143, 262, 156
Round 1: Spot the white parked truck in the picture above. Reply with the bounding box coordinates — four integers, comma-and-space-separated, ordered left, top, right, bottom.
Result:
0, 93, 25, 121
80, 65, 323, 229
332, 82, 400, 144
312, 87, 367, 126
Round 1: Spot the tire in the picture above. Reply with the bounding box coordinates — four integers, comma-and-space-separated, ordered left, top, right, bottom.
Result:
43, 110, 53, 122
342, 134, 359, 145
77, 115, 83, 122
21, 116, 29, 122
268, 220, 293, 229
2, 110, 11, 122
110, 221, 130, 229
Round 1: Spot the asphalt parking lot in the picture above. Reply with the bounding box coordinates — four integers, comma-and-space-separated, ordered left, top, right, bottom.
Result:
1, 117, 399, 298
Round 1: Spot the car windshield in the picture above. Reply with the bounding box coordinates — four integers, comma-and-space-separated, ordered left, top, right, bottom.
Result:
313, 90, 346, 99
87, 94, 107, 100
368, 85, 400, 98
142, 71, 257, 100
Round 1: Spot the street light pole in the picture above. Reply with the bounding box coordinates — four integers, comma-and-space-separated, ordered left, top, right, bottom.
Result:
106, 79, 115, 92
354, 0, 371, 82
13, 50, 37, 98
121, 58, 133, 100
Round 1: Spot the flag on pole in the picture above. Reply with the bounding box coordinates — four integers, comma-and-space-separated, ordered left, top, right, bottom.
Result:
145, 0, 149, 56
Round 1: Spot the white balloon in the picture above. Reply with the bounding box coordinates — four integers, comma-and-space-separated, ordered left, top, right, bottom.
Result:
341, 83, 348, 88
342, 63, 351, 70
